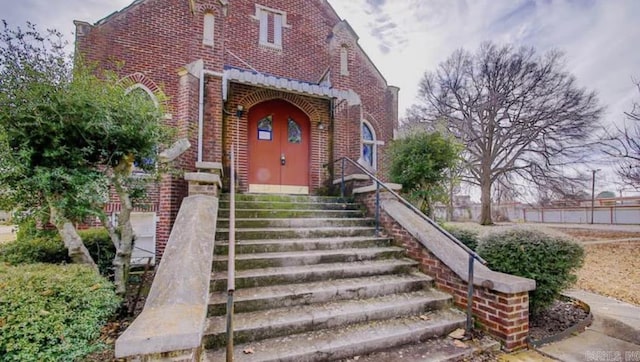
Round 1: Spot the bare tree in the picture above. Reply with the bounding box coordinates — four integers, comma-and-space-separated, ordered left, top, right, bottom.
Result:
409, 42, 603, 224
602, 82, 640, 186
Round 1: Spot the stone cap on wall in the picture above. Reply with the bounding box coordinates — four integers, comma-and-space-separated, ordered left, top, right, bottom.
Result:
353, 183, 402, 194
115, 194, 219, 358
382, 199, 536, 294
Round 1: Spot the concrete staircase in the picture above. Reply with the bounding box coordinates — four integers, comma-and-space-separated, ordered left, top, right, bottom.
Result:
203, 194, 466, 361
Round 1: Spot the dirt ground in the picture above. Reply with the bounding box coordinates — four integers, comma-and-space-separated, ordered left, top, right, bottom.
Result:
549, 227, 640, 242
554, 228, 640, 306
449, 222, 640, 307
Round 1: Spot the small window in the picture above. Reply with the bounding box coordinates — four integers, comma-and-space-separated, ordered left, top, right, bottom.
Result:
203, 13, 215, 46
257, 116, 273, 141
362, 121, 376, 169
288, 118, 301, 144
340, 45, 349, 76
254, 5, 289, 49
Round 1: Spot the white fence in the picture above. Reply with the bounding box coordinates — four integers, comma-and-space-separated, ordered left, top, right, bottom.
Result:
520, 206, 640, 225
435, 204, 640, 225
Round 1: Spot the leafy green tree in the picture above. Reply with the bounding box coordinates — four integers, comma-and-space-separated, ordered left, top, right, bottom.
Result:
0, 21, 171, 295
389, 131, 460, 218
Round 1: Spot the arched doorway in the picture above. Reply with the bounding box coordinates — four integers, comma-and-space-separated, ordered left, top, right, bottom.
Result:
248, 99, 310, 194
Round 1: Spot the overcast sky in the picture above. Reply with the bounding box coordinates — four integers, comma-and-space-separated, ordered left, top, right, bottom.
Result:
2, 0, 639, 193
3, 0, 638, 121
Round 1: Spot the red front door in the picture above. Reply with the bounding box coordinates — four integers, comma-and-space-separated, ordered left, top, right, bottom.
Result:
248, 100, 310, 194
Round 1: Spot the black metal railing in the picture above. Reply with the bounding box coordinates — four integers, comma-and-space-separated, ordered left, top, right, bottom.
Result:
226, 145, 236, 362
333, 157, 486, 337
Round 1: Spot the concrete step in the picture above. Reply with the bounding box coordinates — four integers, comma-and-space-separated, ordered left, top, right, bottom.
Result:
218, 208, 365, 219
216, 217, 374, 229
202, 308, 466, 361
212, 247, 406, 271
219, 200, 361, 211
215, 226, 377, 241
204, 290, 455, 349
208, 273, 434, 316
210, 259, 419, 291
220, 194, 352, 204
214, 236, 393, 254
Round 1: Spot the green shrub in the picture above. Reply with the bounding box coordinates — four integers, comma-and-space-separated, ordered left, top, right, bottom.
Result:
0, 227, 115, 277
442, 225, 479, 251
477, 229, 584, 315
0, 236, 69, 265
0, 263, 120, 361
78, 228, 115, 277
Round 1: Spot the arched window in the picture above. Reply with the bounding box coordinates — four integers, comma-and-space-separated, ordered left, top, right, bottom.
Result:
124, 83, 159, 173
361, 120, 377, 169
125, 83, 159, 108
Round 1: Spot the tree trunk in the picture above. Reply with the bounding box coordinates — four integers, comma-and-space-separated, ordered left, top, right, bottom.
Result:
447, 175, 454, 221
479, 177, 493, 225
109, 175, 135, 296
49, 205, 98, 271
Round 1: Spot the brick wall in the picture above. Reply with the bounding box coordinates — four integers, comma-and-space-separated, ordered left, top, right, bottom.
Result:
356, 191, 530, 351
76, 0, 399, 258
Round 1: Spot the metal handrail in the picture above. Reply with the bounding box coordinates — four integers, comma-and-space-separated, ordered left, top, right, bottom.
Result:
333, 157, 486, 337
226, 145, 236, 362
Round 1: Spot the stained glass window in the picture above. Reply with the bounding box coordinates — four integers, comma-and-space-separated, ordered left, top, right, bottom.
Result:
363, 144, 373, 166
257, 116, 272, 141
288, 117, 302, 144
362, 123, 373, 141
362, 122, 376, 168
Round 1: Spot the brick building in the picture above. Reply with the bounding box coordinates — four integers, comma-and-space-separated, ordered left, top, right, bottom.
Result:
74, 0, 399, 260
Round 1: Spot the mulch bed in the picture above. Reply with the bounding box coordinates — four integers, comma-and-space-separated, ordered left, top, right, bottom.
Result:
84, 269, 156, 362
528, 299, 590, 341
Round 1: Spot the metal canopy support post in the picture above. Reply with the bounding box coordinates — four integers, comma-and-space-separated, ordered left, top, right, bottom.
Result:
375, 181, 380, 236
340, 158, 345, 199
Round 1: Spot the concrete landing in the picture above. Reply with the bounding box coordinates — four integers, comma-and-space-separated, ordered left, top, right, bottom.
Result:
539, 330, 640, 362
536, 290, 640, 362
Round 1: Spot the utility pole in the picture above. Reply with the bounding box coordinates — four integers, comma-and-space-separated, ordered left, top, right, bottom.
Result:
590, 169, 600, 224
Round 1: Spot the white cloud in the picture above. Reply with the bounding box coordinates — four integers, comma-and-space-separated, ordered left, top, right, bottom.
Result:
329, 0, 640, 123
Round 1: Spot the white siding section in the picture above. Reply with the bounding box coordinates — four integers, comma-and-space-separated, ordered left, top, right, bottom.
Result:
130, 212, 156, 265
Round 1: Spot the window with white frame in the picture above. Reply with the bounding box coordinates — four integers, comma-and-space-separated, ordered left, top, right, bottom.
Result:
203, 13, 215, 46
361, 120, 379, 170
253, 4, 289, 49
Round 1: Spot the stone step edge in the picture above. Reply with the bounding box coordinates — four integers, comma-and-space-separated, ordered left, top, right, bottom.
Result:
216, 226, 376, 233
217, 217, 375, 222
205, 289, 451, 336
212, 247, 404, 262
208, 273, 433, 307
209, 259, 418, 291
202, 309, 466, 362
214, 236, 393, 246
218, 208, 363, 213
211, 259, 418, 281
218, 200, 359, 205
